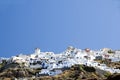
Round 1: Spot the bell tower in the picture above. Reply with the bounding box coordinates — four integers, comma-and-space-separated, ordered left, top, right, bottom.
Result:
35, 48, 41, 55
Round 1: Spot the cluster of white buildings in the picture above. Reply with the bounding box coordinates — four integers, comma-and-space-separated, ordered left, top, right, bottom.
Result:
1, 46, 120, 76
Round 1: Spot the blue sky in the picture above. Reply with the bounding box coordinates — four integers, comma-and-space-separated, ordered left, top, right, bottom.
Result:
0, 0, 120, 57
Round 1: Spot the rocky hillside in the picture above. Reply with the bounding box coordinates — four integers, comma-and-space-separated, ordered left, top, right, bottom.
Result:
0, 63, 41, 80
0, 63, 114, 80
0, 62, 120, 80
38, 65, 111, 80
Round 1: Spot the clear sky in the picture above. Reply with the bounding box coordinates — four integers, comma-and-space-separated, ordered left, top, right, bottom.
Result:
0, 0, 120, 57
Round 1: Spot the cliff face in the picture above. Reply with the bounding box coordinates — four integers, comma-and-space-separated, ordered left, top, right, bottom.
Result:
0, 63, 111, 80
1, 63, 120, 80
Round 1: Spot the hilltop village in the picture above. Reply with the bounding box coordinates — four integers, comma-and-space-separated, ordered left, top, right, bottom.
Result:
0, 46, 120, 76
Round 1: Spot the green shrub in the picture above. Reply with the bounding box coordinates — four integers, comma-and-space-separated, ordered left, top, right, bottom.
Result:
104, 72, 111, 77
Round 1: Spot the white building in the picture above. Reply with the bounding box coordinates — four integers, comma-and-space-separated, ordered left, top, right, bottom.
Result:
3, 47, 120, 76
